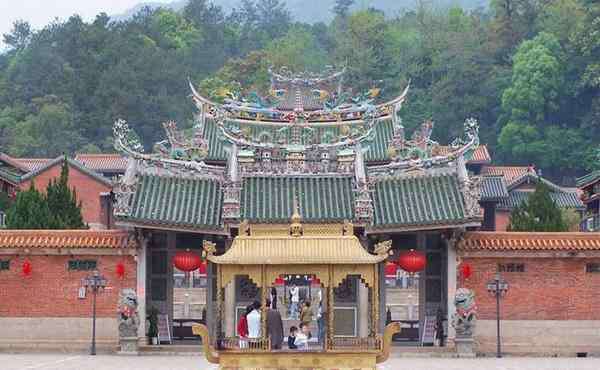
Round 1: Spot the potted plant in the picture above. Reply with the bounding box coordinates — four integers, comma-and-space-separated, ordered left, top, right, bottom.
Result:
147, 306, 159, 345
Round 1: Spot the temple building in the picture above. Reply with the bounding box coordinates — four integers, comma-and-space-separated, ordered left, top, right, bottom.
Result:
109, 67, 483, 347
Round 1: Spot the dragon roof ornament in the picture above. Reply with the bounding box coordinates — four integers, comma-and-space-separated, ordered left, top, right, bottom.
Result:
113, 119, 224, 179
268, 65, 346, 86
369, 118, 480, 177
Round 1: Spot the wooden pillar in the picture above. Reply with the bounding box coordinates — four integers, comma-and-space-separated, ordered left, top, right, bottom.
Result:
216, 264, 223, 340
372, 263, 379, 336
261, 265, 268, 349
327, 265, 334, 350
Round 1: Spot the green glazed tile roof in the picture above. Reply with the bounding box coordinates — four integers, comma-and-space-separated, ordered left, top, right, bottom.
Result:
203, 117, 394, 163
372, 173, 474, 228
364, 119, 393, 162
577, 171, 600, 188
480, 176, 508, 202
497, 190, 584, 210
125, 175, 223, 229
204, 118, 228, 161
241, 176, 355, 223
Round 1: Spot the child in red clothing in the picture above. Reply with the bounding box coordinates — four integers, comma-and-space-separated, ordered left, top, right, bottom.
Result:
237, 305, 253, 348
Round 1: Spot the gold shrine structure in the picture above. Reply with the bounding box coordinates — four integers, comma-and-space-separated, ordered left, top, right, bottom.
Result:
192, 208, 400, 369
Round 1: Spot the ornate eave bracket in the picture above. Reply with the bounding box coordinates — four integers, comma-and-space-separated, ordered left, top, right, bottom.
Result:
460, 174, 483, 219
222, 181, 241, 223
354, 182, 374, 224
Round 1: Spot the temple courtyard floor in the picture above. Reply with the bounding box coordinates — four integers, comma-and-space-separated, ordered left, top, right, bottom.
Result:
2, 354, 600, 370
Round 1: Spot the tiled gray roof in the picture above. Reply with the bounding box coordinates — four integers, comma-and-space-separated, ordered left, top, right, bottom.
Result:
480, 175, 508, 202
497, 190, 584, 210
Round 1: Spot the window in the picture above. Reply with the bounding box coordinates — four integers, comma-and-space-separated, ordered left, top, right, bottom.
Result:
498, 263, 525, 273
586, 263, 600, 273
68, 259, 97, 271
0, 260, 9, 271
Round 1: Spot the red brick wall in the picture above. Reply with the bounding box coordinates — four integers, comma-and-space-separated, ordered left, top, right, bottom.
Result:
19, 163, 111, 225
461, 257, 600, 320
0, 255, 136, 317
495, 210, 510, 231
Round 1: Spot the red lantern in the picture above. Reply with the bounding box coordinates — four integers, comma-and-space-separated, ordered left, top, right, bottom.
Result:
397, 249, 426, 274
116, 262, 126, 279
22, 260, 32, 277
173, 250, 202, 272
460, 263, 472, 280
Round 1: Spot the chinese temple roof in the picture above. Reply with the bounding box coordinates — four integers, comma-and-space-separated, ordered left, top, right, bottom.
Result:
480, 175, 508, 202
577, 170, 600, 189
241, 176, 355, 223
207, 235, 386, 265
74, 153, 127, 173
458, 232, 600, 252
497, 190, 584, 210
370, 170, 481, 231
121, 174, 224, 231
111, 67, 484, 232
0, 230, 135, 249
480, 166, 530, 186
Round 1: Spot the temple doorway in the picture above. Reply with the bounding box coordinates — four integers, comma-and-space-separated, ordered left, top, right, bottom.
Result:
382, 232, 448, 346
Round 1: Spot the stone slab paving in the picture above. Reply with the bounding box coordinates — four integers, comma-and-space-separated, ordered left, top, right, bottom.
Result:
2, 354, 600, 370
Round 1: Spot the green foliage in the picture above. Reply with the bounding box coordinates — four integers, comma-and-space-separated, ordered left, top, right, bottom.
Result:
5, 182, 52, 229
46, 159, 86, 229
508, 182, 569, 232
5, 161, 86, 229
0, 0, 598, 182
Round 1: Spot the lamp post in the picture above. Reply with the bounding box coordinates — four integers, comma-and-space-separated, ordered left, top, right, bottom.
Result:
82, 270, 107, 355
486, 273, 509, 358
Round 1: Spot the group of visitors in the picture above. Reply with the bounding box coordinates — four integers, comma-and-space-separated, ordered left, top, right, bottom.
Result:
237, 299, 285, 349
236, 285, 327, 351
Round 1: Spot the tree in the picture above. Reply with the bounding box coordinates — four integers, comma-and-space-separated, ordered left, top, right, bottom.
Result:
266, 26, 329, 71
3, 20, 32, 51
333, 0, 355, 18
508, 182, 568, 232
9, 98, 83, 157
5, 182, 52, 229
46, 159, 86, 229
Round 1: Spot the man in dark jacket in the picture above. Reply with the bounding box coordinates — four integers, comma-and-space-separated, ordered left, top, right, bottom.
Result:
266, 298, 284, 349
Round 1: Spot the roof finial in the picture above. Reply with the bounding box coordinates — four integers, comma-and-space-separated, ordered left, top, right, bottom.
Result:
290, 194, 303, 237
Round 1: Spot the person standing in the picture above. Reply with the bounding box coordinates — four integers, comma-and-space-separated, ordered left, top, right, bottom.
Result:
300, 301, 313, 328
237, 305, 252, 348
247, 300, 262, 348
265, 298, 284, 349
270, 287, 278, 310
317, 301, 326, 344
289, 284, 299, 320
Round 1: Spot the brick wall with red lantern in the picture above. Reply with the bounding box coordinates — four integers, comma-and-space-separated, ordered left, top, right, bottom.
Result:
460, 257, 600, 321
0, 254, 136, 317
19, 162, 112, 226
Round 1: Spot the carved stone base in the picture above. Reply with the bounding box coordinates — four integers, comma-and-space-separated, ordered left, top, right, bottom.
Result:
118, 337, 139, 355
454, 336, 476, 358
219, 352, 377, 369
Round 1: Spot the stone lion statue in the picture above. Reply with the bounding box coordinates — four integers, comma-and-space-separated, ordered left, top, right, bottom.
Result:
118, 289, 140, 338
451, 288, 477, 337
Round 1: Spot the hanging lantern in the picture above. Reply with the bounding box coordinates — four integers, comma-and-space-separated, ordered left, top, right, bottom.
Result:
173, 250, 201, 272
397, 249, 426, 274
116, 262, 126, 279
22, 260, 32, 277
460, 263, 473, 280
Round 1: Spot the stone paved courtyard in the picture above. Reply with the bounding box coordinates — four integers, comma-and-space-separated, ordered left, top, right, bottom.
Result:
3, 354, 600, 370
